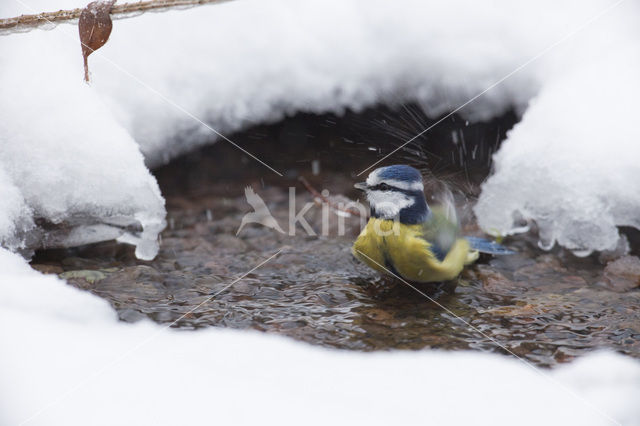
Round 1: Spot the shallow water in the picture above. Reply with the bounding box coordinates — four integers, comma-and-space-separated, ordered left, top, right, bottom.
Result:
31, 107, 640, 368
33, 176, 640, 368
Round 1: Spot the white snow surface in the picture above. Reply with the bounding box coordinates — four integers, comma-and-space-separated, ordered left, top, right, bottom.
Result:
474, 4, 640, 255
2, 0, 640, 254
0, 14, 166, 259
1, 247, 639, 426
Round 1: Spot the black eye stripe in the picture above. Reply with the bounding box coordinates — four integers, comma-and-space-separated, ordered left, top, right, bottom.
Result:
370, 182, 424, 196
372, 183, 392, 191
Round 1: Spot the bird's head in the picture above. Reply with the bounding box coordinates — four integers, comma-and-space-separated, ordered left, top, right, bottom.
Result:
355, 165, 430, 224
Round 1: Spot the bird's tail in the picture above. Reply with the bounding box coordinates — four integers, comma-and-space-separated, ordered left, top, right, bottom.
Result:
465, 236, 515, 255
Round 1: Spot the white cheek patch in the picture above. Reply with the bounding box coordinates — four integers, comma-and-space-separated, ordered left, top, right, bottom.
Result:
367, 190, 415, 219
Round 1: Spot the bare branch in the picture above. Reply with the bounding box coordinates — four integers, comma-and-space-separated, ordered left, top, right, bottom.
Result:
0, 0, 231, 36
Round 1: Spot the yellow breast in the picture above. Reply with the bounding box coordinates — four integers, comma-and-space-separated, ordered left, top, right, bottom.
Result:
351, 218, 474, 283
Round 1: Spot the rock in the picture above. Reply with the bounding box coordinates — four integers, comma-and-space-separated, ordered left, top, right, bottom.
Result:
364, 308, 394, 321
59, 270, 107, 289
209, 234, 248, 253
61, 257, 99, 269
603, 255, 640, 292
561, 275, 587, 286
30, 264, 64, 275
475, 265, 518, 294
103, 265, 162, 284
514, 254, 567, 280
59, 270, 106, 283
483, 303, 541, 317
118, 308, 146, 323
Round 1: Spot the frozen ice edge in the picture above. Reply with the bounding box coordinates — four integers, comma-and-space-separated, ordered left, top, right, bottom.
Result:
117, 212, 167, 261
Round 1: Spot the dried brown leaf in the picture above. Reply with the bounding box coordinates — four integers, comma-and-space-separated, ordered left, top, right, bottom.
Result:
79, 0, 116, 82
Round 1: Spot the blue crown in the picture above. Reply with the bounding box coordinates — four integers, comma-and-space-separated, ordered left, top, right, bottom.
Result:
376, 165, 422, 182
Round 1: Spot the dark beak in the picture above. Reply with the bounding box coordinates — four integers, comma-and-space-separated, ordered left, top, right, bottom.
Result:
354, 182, 368, 191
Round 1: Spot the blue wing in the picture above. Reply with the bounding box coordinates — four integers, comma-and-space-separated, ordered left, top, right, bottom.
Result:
426, 242, 447, 262
465, 236, 515, 255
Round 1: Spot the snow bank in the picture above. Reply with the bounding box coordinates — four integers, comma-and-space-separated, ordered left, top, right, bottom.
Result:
2, 0, 639, 255
0, 14, 166, 259
1, 247, 639, 426
87, 0, 556, 165
475, 5, 640, 255
0, 248, 116, 323
6, 0, 557, 162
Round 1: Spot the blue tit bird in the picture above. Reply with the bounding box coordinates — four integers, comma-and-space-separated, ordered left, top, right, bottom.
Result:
351, 165, 513, 283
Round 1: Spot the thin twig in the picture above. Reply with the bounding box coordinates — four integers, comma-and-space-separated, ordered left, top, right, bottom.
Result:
0, 0, 232, 36
298, 176, 363, 217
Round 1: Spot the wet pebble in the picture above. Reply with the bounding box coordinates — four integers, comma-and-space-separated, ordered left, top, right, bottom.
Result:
110, 265, 163, 283
603, 255, 640, 292
61, 257, 101, 270
208, 234, 248, 253
30, 264, 64, 275
59, 270, 107, 286
118, 308, 147, 323
474, 265, 519, 294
